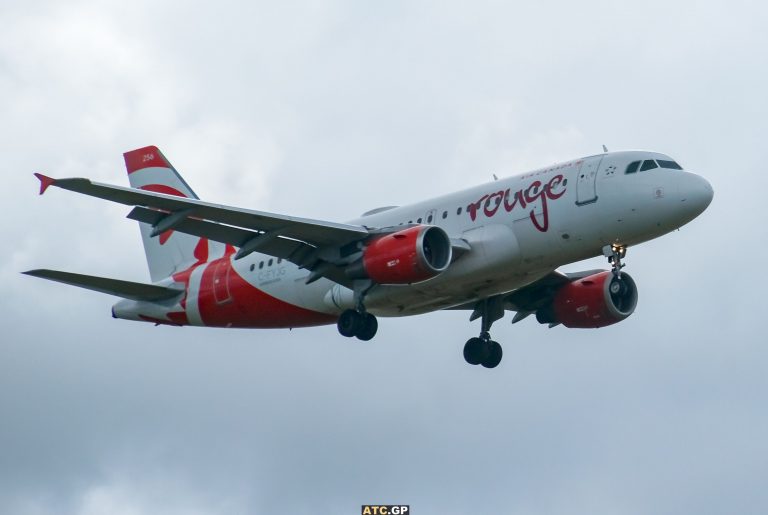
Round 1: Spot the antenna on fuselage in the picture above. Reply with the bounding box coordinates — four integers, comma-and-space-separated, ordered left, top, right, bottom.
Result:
602, 144, 608, 153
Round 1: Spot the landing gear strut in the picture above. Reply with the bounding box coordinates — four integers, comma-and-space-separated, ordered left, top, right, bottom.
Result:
337, 280, 379, 341
463, 296, 505, 368
603, 243, 627, 278
603, 243, 633, 301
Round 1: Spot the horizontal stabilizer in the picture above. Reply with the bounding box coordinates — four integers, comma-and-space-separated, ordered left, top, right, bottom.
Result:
23, 269, 183, 302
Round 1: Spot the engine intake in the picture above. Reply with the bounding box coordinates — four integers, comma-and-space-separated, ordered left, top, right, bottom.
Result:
348, 225, 452, 285
536, 271, 638, 328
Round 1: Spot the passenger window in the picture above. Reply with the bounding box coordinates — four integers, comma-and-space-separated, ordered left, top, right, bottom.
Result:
640, 160, 658, 172
427, 214, 433, 223
259, 261, 264, 269
417, 218, 422, 223
456, 207, 462, 215
268, 258, 273, 266
657, 160, 683, 170
625, 161, 641, 174
442, 211, 448, 219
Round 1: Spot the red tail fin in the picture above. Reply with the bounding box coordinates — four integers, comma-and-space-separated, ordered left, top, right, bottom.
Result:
123, 145, 221, 282
123, 145, 174, 174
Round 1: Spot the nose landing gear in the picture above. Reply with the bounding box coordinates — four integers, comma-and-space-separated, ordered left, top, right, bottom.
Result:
603, 243, 627, 278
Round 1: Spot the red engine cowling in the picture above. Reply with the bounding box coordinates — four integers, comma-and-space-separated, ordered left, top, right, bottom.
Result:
538, 271, 638, 328
354, 225, 452, 284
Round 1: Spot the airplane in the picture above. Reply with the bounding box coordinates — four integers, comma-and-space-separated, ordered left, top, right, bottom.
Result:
24, 145, 713, 368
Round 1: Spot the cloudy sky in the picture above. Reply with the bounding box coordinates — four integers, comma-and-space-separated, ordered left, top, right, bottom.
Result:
2, 0, 767, 513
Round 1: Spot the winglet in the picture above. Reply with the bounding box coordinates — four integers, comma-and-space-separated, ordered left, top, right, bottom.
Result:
34, 173, 56, 195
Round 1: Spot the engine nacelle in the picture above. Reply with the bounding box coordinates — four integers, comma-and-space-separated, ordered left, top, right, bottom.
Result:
349, 225, 452, 285
536, 271, 638, 328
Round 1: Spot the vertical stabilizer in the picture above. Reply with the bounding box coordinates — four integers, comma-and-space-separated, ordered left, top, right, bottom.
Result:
124, 146, 222, 281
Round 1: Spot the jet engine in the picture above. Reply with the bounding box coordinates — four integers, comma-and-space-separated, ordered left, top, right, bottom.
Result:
536, 271, 638, 328
347, 225, 452, 284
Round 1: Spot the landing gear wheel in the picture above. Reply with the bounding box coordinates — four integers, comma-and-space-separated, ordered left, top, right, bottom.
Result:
463, 337, 491, 365
356, 313, 378, 341
337, 309, 379, 340
481, 341, 503, 369
337, 309, 361, 337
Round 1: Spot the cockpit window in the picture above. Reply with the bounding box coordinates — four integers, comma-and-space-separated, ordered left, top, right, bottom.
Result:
657, 160, 683, 170
640, 160, 658, 172
625, 161, 641, 174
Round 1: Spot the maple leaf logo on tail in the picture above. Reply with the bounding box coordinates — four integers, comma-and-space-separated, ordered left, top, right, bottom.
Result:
123, 146, 223, 282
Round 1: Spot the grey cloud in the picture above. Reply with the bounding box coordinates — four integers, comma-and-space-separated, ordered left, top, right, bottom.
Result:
1, 0, 767, 514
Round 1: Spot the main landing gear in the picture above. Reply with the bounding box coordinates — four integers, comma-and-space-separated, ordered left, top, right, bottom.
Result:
463, 332, 503, 368
337, 309, 378, 341
337, 280, 379, 341
463, 296, 505, 368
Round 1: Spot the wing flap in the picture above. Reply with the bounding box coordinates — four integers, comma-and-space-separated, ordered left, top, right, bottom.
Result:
23, 269, 183, 302
127, 207, 314, 262
127, 207, 354, 287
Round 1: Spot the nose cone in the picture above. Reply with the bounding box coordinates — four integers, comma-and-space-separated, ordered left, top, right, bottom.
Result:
679, 172, 714, 220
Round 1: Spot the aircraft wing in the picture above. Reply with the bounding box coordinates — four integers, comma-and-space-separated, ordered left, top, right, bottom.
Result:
35, 174, 369, 248
35, 174, 373, 281
447, 269, 606, 324
502, 269, 606, 309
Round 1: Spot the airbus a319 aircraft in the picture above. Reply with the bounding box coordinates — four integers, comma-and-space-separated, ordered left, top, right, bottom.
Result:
25, 145, 713, 368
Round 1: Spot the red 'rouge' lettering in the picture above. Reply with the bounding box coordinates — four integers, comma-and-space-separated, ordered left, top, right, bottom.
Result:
467, 194, 488, 222
483, 191, 505, 217
467, 174, 567, 232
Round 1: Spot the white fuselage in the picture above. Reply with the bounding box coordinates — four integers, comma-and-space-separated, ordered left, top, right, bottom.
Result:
113, 150, 713, 325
